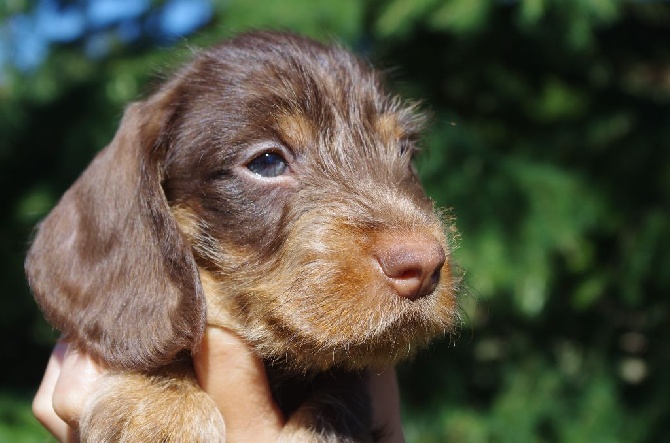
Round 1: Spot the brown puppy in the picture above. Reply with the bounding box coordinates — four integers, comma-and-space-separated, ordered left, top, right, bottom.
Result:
26, 31, 460, 442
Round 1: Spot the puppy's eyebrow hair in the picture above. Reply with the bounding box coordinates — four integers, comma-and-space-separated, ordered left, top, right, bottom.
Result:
271, 112, 317, 149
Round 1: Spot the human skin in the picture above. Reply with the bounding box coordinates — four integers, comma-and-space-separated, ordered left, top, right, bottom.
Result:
33, 327, 405, 442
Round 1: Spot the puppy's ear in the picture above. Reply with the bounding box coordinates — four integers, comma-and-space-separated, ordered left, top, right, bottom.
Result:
25, 89, 205, 371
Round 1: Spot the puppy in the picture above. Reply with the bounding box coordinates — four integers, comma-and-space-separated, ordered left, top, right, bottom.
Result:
26, 31, 460, 442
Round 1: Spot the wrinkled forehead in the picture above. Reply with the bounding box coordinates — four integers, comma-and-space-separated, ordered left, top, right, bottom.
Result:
189, 37, 423, 155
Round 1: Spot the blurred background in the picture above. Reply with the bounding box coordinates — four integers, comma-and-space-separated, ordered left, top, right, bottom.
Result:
1, 0, 669, 441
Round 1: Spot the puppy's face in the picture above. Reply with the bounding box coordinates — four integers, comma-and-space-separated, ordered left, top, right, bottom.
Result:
26, 32, 458, 372
163, 33, 459, 370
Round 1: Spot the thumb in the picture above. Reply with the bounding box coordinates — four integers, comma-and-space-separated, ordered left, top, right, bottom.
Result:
193, 327, 284, 442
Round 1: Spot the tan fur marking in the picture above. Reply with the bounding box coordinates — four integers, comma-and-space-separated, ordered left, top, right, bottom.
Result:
275, 112, 317, 150
171, 204, 200, 240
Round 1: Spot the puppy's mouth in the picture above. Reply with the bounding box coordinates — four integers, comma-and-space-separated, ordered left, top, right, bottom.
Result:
249, 260, 459, 371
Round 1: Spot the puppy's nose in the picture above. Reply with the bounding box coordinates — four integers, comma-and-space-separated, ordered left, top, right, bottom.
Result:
374, 236, 446, 300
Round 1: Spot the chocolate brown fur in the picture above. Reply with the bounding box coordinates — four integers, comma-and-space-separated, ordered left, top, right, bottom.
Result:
26, 31, 460, 442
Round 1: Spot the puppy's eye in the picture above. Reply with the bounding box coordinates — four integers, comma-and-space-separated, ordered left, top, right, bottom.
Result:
246, 152, 289, 178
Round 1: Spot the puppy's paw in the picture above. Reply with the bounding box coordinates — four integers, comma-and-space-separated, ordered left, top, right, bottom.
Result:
80, 367, 225, 442
279, 409, 374, 443
277, 371, 374, 443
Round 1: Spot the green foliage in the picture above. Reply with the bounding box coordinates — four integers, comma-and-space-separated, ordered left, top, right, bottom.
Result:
2, 0, 669, 441
0, 393, 52, 443
402, 355, 649, 442
210, 0, 364, 41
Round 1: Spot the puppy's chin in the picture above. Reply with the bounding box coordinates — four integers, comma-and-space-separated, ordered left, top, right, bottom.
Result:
243, 279, 460, 372
257, 321, 455, 372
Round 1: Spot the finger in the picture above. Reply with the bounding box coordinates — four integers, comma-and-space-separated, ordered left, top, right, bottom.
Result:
33, 342, 78, 443
369, 368, 405, 443
193, 327, 284, 441
51, 345, 105, 430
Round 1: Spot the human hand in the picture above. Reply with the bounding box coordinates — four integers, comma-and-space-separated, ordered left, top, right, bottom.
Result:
33, 328, 405, 442
33, 341, 102, 443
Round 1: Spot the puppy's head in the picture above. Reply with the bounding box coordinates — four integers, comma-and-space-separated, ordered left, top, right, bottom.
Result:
26, 32, 459, 372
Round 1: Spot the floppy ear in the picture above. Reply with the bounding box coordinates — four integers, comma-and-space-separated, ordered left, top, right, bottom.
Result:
25, 91, 206, 371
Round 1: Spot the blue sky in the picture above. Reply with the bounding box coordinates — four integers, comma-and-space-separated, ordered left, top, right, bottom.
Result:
1, 0, 213, 72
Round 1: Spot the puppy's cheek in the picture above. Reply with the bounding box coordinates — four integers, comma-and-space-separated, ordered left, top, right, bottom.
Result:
273, 257, 390, 340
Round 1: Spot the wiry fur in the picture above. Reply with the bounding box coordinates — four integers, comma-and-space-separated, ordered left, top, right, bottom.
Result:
26, 31, 460, 442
